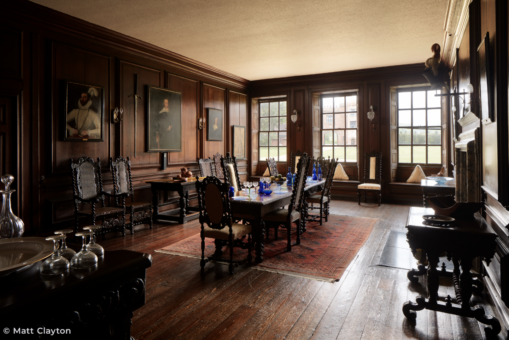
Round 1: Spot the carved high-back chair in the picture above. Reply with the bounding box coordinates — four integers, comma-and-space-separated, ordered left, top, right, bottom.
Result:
70, 157, 127, 236
110, 157, 152, 234
198, 157, 215, 177
263, 153, 310, 251
196, 176, 253, 274
266, 158, 278, 177
307, 157, 338, 225
221, 152, 242, 192
290, 150, 305, 173
358, 151, 382, 206
212, 152, 223, 180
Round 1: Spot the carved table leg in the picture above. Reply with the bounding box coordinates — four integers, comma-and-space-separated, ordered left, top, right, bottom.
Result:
152, 188, 159, 220
473, 305, 502, 336
407, 264, 427, 283
402, 296, 426, 320
472, 277, 485, 295
213, 239, 224, 259
255, 219, 265, 263
427, 251, 440, 305
179, 189, 186, 222
459, 255, 473, 310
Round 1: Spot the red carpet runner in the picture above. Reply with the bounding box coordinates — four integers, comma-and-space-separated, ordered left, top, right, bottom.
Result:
156, 215, 378, 282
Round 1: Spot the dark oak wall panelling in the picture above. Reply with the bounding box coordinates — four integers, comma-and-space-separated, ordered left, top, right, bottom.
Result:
203, 84, 226, 158
0, 1, 248, 233
0, 27, 22, 79
250, 64, 429, 203
228, 91, 248, 182
452, 0, 509, 326
167, 74, 199, 166
50, 43, 112, 175
119, 60, 161, 168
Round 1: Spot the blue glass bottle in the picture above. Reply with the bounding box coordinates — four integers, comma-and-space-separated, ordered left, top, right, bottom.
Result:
259, 179, 265, 193
229, 186, 235, 198
312, 163, 317, 180
317, 164, 322, 181
286, 167, 292, 187
292, 173, 296, 186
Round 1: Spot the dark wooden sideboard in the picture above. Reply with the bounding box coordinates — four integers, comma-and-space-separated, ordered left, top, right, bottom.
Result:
0, 249, 152, 339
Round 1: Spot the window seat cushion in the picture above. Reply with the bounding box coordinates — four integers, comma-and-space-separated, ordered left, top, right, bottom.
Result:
358, 183, 381, 190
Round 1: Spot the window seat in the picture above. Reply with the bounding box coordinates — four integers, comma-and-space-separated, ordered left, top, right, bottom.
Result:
386, 182, 424, 205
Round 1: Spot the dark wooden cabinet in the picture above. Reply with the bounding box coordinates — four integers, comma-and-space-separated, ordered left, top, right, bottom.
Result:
0, 250, 152, 340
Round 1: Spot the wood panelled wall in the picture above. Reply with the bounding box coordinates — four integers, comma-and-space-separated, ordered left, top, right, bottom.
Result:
451, 0, 509, 327
250, 64, 440, 203
0, 1, 248, 234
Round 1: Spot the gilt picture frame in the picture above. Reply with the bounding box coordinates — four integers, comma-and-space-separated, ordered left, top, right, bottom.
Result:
478, 32, 493, 125
146, 85, 182, 152
232, 125, 246, 159
207, 108, 223, 141
63, 80, 104, 142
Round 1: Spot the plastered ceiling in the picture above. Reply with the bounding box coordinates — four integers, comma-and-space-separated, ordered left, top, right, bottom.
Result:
31, 0, 448, 81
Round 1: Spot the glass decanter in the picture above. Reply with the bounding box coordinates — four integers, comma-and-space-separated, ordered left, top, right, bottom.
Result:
0, 174, 24, 238
83, 225, 104, 258
40, 235, 70, 275
71, 231, 98, 269
54, 229, 76, 261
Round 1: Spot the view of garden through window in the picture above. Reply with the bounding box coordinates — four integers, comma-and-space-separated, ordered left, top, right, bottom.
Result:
321, 94, 358, 162
398, 89, 441, 164
259, 101, 287, 161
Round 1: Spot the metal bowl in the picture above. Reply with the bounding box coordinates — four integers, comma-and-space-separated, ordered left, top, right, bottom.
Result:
0, 237, 54, 277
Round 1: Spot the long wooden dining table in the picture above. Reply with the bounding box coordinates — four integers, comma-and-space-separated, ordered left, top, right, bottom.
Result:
231, 180, 325, 263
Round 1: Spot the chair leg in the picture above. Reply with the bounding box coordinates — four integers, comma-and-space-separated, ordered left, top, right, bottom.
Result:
378, 191, 381, 206
358, 190, 361, 205
130, 208, 135, 235
149, 206, 153, 229
319, 202, 323, 226
200, 232, 206, 273
287, 222, 292, 252
296, 220, 301, 245
325, 202, 329, 222
247, 234, 252, 263
229, 236, 234, 274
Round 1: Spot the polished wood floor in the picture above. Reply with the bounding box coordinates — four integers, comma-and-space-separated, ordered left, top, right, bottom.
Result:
100, 201, 507, 340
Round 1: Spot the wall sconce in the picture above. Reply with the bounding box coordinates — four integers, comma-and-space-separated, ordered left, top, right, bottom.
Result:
450, 84, 474, 116
198, 118, 203, 130
291, 109, 301, 131
367, 105, 375, 131
112, 107, 123, 123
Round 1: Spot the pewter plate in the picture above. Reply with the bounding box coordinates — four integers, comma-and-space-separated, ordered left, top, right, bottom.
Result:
0, 237, 53, 276
422, 215, 455, 222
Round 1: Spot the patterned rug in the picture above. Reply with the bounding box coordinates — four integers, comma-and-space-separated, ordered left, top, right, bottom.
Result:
156, 215, 378, 282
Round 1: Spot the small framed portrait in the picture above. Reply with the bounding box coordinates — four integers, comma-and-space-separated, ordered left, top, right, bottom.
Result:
232, 125, 246, 159
146, 85, 182, 152
207, 108, 223, 141
478, 32, 493, 125
64, 80, 104, 141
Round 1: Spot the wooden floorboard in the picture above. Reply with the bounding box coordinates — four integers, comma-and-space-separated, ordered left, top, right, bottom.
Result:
98, 200, 507, 340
